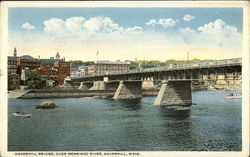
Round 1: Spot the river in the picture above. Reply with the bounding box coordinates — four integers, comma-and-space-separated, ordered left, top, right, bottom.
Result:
8, 90, 241, 151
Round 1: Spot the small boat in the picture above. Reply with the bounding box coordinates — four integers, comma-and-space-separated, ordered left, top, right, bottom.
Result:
226, 93, 242, 99
13, 112, 32, 117
36, 101, 57, 109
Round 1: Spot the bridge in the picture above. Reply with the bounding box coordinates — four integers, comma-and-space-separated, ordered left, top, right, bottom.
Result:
68, 58, 242, 107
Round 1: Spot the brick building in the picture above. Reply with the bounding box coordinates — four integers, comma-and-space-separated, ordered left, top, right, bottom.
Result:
39, 58, 70, 85
8, 48, 71, 88
8, 56, 17, 74
16, 55, 40, 75
88, 60, 130, 75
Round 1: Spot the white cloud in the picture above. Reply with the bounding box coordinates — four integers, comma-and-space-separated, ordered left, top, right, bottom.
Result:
83, 16, 121, 33
146, 19, 158, 27
183, 14, 195, 22
179, 27, 195, 35
197, 19, 238, 34
44, 18, 66, 34
179, 19, 241, 50
43, 16, 142, 38
125, 26, 143, 33
146, 18, 178, 28
65, 17, 85, 35
21, 22, 35, 30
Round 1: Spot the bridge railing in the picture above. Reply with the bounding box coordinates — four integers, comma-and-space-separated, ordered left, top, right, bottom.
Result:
71, 58, 241, 79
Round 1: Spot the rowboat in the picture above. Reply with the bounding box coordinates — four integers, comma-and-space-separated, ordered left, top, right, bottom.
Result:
226, 93, 242, 99
13, 112, 32, 117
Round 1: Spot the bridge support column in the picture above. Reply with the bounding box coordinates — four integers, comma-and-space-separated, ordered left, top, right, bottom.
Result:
113, 81, 142, 99
79, 82, 94, 90
154, 80, 192, 106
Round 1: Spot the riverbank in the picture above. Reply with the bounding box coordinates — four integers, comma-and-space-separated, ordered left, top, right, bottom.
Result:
8, 84, 241, 99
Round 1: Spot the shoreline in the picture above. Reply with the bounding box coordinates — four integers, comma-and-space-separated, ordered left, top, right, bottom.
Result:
8, 86, 242, 99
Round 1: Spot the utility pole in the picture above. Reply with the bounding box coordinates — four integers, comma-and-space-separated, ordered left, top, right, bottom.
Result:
187, 52, 189, 62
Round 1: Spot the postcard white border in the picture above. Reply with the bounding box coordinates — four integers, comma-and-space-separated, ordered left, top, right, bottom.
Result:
0, 1, 249, 157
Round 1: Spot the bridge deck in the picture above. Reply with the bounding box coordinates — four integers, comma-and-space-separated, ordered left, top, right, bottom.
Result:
71, 58, 241, 80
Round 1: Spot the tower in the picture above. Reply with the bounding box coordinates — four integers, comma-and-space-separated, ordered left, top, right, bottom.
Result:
14, 47, 17, 57
55, 52, 60, 59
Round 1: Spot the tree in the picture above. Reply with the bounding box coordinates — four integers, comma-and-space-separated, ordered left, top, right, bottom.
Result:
25, 70, 42, 89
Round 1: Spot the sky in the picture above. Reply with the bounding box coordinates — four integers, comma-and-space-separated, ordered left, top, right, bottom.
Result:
8, 7, 243, 61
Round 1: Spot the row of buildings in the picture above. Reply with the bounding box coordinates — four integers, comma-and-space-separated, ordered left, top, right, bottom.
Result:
70, 60, 130, 77
8, 48, 131, 89
8, 48, 70, 89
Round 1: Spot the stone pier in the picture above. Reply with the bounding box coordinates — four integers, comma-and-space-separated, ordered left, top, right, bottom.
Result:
154, 80, 192, 106
89, 81, 120, 90
79, 81, 94, 90
113, 80, 142, 99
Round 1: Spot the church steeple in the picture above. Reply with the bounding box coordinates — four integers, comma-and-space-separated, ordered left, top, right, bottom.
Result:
14, 47, 17, 57
55, 52, 60, 59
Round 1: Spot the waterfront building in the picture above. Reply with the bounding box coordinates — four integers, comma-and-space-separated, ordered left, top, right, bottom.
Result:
53, 60, 71, 85
8, 56, 17, 74
70, 66, 88, 77
88, 60, 130, 75
8, 48, 19, 88
8, 73, 20, 89
70, 67, 80, 77
39, 56, 70, 85
8, 48, 71, 88
16, 55, 40, 74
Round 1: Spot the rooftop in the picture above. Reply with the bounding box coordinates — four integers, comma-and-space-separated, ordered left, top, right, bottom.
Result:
40, 59, 63, 64
8, 56, 17, 62
94, 60, 130, 65
20, 55, 35, 60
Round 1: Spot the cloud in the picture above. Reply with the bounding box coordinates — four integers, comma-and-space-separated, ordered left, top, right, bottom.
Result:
43, 16, 142, 37
179, 27, 195, 35
183, 14, 195, 22
146, 18, 178, 28
146, 19, 158, 27
44, 18, 66, 34
179, 19, 241, 50
65, 17, 85, 35
21, 22, 35, 30
197, 19, 238, 34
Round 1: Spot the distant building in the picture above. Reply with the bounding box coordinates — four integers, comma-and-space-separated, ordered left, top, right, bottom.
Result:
8, 48, 71, 88
8, 74, 20, 89
55, 52, 60, 59
14, 47, 17, 57
88, 60, 130, 75
53, 60, 71, 85
16, 55, 40, 74
70, 66, 88, 77
8, 48, 19, 88
39, 56, 70, 85
8, 56, 17, 74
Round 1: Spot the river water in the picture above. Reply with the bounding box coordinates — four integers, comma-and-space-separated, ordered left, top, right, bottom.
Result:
8, 90, 241, 151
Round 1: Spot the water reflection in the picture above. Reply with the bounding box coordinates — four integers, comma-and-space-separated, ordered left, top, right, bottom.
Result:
159, 106, 191, 120
116, 99, 142, 110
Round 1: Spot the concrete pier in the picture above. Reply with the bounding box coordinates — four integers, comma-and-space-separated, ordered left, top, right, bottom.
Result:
154, 80, 192, 106
79, 81, 94, 90
89, 81, 120, 90
113, 81, 142, 99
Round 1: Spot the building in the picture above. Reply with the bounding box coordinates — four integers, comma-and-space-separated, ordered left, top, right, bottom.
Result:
70, 65, 88, 77
8, 74, 20, 89
16, 55, 40, 74
8, 48, 71, 88
39, 55, 70, 85
88, 60, 130, 75
53, 60, 71, 85
8, 56, 17, 74
8, 48, 20, 89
